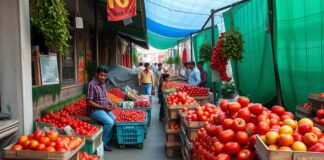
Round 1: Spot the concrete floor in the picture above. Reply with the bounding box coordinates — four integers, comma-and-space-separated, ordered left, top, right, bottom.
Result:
106, 96, 180, 160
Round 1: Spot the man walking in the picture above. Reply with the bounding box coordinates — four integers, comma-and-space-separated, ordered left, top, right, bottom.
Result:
138, 63, 154, 95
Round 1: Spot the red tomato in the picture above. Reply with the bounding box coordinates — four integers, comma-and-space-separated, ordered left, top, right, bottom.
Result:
213, 125, 224, 137
232, 118, 246, 131
309, 143, 324, 152
222, 118, 234, 129
11, 144, 23, 150
235, 131, 249, 145
237, 96, 250, 108
213, 142, 224, 154
227, 102, 241, 113
215, 153, 230, 160
271, 105, 286, 116
246, 123, 256, 135
270, 118, 280, 127
36, 143, 47, 151
181, 107, 188, 113
224, 141, 241, 154
29, 140, 39, 149
33, 130, 43, 140
220, 100, 229, 112
303, 133, 319, 147
257, 121, 270, 135
237, 149, 252, 160
219, 129, 235, 143
249, 103, 264, 115
284, 111, 294, 119
46, 146, 56, 152
249, 135, 257, 147
237, 109, 252, 122
317, 109, 324, 119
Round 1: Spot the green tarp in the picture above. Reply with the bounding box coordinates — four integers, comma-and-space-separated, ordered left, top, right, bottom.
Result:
223, 0, 277, 105
273, 0, 324, 112
147, 31, 178, 50
223, 0, 324, 113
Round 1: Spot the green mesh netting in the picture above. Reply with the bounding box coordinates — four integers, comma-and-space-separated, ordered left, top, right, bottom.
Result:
273, 0, 324, 113
147, 30, 179, 49
223, 0, 277, 104
192, 27, 222, 94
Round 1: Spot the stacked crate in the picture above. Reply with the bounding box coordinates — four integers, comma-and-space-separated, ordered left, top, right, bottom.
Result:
165, 102, 198, 158
180, 111, 204, 160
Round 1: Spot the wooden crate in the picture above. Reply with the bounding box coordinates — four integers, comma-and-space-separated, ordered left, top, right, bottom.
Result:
194, 96, 210, 106
167, 103, 199, 110
181, 115, 204, 141
166, 134, 181, 142
3, 137, 84, 160
256, 135, 324, 160
296, 105, 315, 118
165, 147, 182, 158
309, 94, 324, 110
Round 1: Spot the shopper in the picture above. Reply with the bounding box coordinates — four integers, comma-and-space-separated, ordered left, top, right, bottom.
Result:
86, 66, 116, 152
158, 74, 170, 121
183, 62, 191, 81
138, 62, 154, 95
197, 61, 207, 87
155, 63, 164, 88
188, 61, 201, 86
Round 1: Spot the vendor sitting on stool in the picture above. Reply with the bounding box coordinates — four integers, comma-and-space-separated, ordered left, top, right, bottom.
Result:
158, 74, 170, 121
86, 66, 116, 152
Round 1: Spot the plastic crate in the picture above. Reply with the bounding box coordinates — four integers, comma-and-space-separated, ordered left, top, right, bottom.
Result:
115, 121, 146, 149
134, 107, 152, 127
82, 130, 103, 154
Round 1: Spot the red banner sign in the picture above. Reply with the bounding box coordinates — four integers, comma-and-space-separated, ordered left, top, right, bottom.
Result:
107, 0, 137, 21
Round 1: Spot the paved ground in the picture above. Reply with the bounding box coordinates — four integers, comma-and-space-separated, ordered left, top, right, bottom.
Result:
106, 96, 180, 160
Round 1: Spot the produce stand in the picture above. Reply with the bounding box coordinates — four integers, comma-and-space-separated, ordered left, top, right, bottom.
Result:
3, 137, 85, 160
193, 96, 210, 106
255, 135, 324, 160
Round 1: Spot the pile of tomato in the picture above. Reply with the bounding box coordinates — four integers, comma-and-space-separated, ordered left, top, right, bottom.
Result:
107, 88, 126, 99
36, 111, 99, 136
182, 103, 219, 122
112, 107, 146, 122
314, 109, 324, 126
80, 151, 100, 160
192, 96, 301, 160
165, 82, 189, 90
62, 98, 88, 116
10, 130, 83, 152
166, 92, 196, 106
177, 85, 209, 97
169, 124, 180, 130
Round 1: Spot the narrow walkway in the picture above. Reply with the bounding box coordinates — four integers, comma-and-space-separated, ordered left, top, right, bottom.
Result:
106, 96, 180, 160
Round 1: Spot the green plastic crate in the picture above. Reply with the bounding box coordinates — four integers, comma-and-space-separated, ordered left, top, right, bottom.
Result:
81, 127, 103, 154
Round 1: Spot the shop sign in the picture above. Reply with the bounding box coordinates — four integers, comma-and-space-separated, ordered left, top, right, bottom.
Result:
107, 0, 136, 21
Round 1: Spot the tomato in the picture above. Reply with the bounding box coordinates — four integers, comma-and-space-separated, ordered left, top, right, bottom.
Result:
309, 143, 324, 152
37, 143, 47, 151
249, 135, 257, 147
237, 97, 250, 108
33, 130, 43, 140
11, 144, 23, 150
265, 131, 280, 145
215, 153, 230, 160
291, 141, 307, 151
235, 131, 249, 145
46, 146, 56, 152
215, 112, 226, 125
219, 129, 235, 143
246, 123, 256, 135
278, 134, 294, 146
298, 124, 312, 135
249, 103, 264, 115
284, 111, 294, 119
192, 114, 198, 121
200, 115, 208, 122
237, 149, 252, 160
57, 148, 67, 152
220, 100, 229, 112
18, 135, 29, 145
270, 118, 280, 127
224, 141, 241, 154
227, 102, 241, 113
47, 131, 59, 142
268, 113, 280, 120
181, 107, 188, 113
213, 125, 224, 137
22, 140, 31, 149
237, 109, 252, 122
317, 109, 324, 118
29, 140, 39, 149
39, 137, 51, 146
257, 114, 269, 124
186, 114, 192, 121
257, 121, 270, 135
303, 133, 319, 147
213, 141, 224, 154
271, 105, 286, 116
222, 118, 234, 129
232, 118, 246, 131
280, 115, 292, 121
319, 138, 324, 145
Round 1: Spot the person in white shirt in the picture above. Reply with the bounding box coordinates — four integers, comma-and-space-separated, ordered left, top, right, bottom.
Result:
188, 61, 201, 86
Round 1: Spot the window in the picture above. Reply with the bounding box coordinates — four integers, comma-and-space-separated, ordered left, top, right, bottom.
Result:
62, 30, 76, 84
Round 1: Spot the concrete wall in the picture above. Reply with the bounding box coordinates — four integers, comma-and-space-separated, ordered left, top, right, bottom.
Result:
33, 85, 84, 118
0, 0, 33, 134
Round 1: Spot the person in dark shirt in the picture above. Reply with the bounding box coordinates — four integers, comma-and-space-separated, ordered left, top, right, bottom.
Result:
158, 74, 170, 121
197, 61, 207, 87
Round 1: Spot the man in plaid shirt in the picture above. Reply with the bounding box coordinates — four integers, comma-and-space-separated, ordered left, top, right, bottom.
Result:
87, 66, 116, 151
